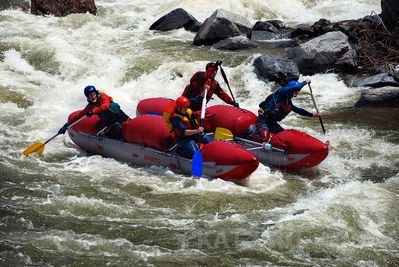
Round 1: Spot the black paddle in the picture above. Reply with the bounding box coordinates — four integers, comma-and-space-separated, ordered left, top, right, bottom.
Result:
308, 83, 326, 134
216, 60, 238, 106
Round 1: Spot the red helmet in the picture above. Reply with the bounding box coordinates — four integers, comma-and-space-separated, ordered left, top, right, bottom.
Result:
176, 96, 190, 110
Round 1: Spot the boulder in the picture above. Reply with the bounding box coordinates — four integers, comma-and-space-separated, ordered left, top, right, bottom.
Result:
355, 87, 399, 107
252, 21, 279, 33
250, 31, 289, 42
193, 9, 252, 46
253, 54, 300, 86
267, 20, 286, 30
290, 19, 333, 40
289, 24, 314, 40
249, 20, 290, 41
149, 8, 201, 32
381, 0, 399, 31
211, 36, 258, 51
285, 31, 357, 75
31, 0, 96, 16
352, 73, 399, 88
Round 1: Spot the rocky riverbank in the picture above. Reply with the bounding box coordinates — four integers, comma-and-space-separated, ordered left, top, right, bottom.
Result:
4, 0, 399, 107
150, 5, 399, 107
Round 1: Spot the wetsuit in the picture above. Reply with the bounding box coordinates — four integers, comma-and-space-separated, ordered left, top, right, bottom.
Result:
253, 81, 313, 141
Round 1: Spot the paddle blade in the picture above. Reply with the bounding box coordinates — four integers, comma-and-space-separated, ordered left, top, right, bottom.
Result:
214, 127, 233, 140
23, 142, 45, 156
191, 149, 203, 177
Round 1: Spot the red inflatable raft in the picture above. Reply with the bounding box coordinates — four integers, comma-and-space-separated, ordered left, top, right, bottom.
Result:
66, 111, 258, 185
137, 97, 329, 169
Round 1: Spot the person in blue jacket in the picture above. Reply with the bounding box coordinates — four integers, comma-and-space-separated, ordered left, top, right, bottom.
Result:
252, 78, 322, 143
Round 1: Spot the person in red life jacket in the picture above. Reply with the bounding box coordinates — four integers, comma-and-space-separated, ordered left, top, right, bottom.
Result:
182, 62, 239, 111
170, 96, 214, 159
251, 78, 322, 143
58, 85, 130, 134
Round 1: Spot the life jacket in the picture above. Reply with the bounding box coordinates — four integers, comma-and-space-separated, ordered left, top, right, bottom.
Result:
89, 91, 121, 114
163, 100, 199, 137
259, 90, 292, 121
172, 109, 199, 137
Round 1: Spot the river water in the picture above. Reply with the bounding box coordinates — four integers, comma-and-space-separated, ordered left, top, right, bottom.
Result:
1, 0, 399, 266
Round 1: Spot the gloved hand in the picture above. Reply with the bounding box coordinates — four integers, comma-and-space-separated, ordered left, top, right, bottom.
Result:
233, 102, 239, 107
58, 122, 70, 135
86, 110, 94, 117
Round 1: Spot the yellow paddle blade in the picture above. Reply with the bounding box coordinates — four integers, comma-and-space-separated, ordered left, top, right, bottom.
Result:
23, 142, 45, 156
214, 127, 234, 140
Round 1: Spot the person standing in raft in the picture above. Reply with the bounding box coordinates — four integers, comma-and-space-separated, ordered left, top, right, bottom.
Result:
182, 61, 239, 111
251, 78, 322, 143
170, 96, 213, 159
57, 85, 130, 135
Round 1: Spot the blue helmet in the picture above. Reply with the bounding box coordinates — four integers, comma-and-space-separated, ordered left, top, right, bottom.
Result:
288, 81, 299, 87
84, 85, 97, 98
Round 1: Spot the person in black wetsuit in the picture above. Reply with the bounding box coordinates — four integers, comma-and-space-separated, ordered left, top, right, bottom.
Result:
251, 78, 322, 143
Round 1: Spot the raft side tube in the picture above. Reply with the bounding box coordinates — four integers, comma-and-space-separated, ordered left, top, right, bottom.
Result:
122, 115, 175, 150
136, 97, 173, 116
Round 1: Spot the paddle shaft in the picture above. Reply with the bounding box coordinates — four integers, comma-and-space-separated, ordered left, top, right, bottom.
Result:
45, 115, 87, 144
200, 88, 207, 127
308, 84, 326, 134
192, 89, 208, 177
219, 66, 236, 104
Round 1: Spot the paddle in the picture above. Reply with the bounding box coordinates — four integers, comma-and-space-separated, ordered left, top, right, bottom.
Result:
214, 127, 285, 152
214, 127, 233, 140
23, 115, 87, 156
191, 88, 208, 177
308, 83, 326, 134
217, 61, 237, 106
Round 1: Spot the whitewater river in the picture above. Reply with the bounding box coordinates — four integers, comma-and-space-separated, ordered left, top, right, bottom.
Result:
1, 0, 398, 265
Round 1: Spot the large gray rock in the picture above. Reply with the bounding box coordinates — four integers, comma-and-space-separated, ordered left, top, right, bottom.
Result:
286, 31, 357, 75
253, 54, 300, 86
355, 87, 399, 107
193, 9, 252, 46
211, 36, 258, 51
352, 73, 399, 88
381, 0, 399, 31
31, 0, 96, 16
150, 8, 201, 32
